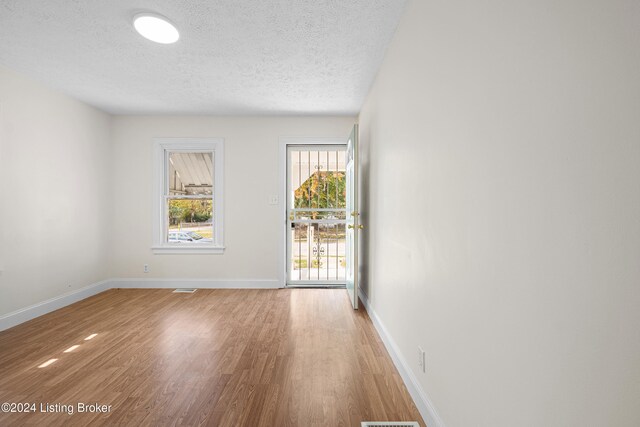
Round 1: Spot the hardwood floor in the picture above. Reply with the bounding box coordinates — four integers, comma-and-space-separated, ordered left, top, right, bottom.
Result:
0, 289, 424, 426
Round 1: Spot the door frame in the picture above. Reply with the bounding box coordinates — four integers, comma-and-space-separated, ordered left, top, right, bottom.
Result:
278, 137, 347, 288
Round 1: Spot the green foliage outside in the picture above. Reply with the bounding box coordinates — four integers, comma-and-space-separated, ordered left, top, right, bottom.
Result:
168, 199, 212, 224
294, 259, 321, 269
293, 171, 347, 239
294, 171, 346, 213
293, 257, 346, 269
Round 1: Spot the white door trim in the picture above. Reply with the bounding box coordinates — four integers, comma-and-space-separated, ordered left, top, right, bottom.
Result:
278, 137, 347, 287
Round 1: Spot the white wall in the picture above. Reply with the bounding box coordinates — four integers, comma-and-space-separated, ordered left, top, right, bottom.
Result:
358, 0, 640, 426
110, 116, 354, 281
0, 66, 354, 320
0, 65, 112, 317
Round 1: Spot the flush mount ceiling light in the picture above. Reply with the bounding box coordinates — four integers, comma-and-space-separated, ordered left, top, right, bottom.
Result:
133, 13, 179, 44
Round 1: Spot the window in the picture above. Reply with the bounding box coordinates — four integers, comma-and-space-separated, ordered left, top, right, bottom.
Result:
153, 138, 224, 254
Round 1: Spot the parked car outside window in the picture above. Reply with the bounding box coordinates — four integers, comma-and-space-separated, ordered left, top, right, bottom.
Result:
168, 231, 213, 244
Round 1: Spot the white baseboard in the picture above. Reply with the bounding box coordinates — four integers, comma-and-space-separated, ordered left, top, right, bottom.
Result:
359, 289, 445, 427
0, 278, 281, 332
109, 278, 281, 289
0, 279, 111, 332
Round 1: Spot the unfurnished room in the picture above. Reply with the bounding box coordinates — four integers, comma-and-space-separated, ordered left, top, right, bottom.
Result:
0, 1, 639, 426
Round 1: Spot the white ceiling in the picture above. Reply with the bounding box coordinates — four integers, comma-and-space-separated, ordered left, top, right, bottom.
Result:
0, 0, 407, 115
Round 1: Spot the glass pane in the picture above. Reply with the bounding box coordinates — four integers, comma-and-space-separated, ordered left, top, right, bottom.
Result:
288, 146, 347, 284
167, 199, 213, 243
290, 222, 345, 281
168, 152, 213, 196
290, 150, 346, 209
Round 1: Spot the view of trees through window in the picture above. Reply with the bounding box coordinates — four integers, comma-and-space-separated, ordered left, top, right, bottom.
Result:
168, 200, 213, 238
294, 171, 346, 211
168, 200, 212, 224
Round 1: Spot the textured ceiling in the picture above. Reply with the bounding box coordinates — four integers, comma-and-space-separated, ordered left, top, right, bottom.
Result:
0, 0, 407, 115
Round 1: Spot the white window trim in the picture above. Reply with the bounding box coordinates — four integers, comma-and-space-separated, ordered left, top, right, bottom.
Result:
152, 138, 225, 254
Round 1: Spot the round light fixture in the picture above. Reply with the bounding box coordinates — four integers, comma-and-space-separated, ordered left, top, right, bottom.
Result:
133, 13, 179, 44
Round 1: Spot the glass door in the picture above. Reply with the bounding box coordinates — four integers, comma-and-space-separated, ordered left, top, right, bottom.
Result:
286, 145, 347, 286
345, 125, 360, 309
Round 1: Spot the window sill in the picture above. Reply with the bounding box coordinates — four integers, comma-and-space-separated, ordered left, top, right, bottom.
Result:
151, 245, 225, 255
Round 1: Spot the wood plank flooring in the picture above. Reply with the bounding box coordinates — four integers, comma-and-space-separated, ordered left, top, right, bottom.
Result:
0, 289, 424, 426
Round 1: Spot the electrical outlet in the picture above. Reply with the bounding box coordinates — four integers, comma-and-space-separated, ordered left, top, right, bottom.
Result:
418, 346, 425, 372
144, 264, 149, 273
